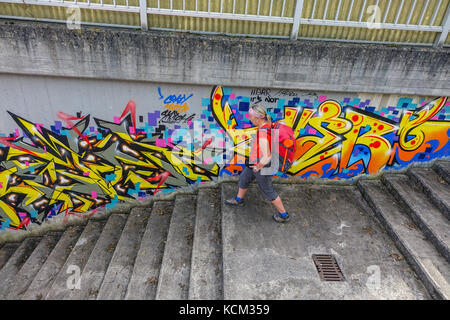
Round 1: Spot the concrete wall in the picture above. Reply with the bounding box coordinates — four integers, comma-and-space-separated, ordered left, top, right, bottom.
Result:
0, 20, 449, 231
0, 20, 449, 96
1, 73, 440, 133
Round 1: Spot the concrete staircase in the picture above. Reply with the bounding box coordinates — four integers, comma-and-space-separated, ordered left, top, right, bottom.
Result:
357, 160, 450, 300
0, 160, 449, 300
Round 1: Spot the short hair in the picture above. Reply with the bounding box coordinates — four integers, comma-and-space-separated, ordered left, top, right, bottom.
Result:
250, 104, 267, 118
250, 104, 272, 124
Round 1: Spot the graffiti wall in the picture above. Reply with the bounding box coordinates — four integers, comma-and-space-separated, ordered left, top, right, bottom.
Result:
0, 79, 449, 231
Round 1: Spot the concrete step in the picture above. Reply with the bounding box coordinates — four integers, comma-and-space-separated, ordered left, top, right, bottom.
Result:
407, 167, 450, 221
125, 200, 174, 300
382, 174, 450, 264
67, 213, 128, 300
21, 225, 85, 300
188, 187, 223, 300
357, 179, 450, 300
45, 219, 106, 300
0, 237, 41, 298
220, 181, 428, 299
0, 242, 21, 271
433, 160, 450, 184
155, 194, 197, 300
97, 207, 151, 300
4, 232, 62, 299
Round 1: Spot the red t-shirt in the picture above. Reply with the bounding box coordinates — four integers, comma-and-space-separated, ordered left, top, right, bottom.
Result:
249, 123, 272, 163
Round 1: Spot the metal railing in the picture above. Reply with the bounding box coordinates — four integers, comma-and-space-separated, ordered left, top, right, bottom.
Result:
0, 0, 449, 47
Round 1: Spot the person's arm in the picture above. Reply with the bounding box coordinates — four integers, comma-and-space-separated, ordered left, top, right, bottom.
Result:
253, 135, 271, 172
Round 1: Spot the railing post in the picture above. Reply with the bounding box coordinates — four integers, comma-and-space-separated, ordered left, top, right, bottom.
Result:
139, 0, 148, 31
290, 0, 304, 40
434, 3, 450, 47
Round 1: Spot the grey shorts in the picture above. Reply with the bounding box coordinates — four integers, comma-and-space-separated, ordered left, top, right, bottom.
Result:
238, 166, 278, 201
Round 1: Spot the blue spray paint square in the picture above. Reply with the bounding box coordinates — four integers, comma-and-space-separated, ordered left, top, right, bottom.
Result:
106, 173, 116, 181
201, 98, 210, 106
397, 97, 413, 108
1, 218, 10, 228
223, 88, 233, 95
238, 103, 250, 112
106, 195, 118, 209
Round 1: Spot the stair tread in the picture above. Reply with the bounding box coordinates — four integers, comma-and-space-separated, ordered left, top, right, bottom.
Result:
45, 219, 107, 300
125, 201, 174, 300
5, 232, 62, 299
97, 207, 151, 300
21, 225, 85, 300
384, 174, 450, 262
358, 179, 450, 300
0, 242, 21, 272
0, 237, 41, 298
1, 161, 449, 300
433, 160, 450, 184
221, 182, 428, 300
156, 195, 196, 300
189, 188, 223, 300
408, 167, 450, 220
68, 214, 128, 300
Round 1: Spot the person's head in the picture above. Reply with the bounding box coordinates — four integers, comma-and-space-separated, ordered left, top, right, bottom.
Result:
248, 104, 272, 127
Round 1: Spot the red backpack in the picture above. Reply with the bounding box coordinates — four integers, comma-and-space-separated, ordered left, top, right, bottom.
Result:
260, 122, 296, 173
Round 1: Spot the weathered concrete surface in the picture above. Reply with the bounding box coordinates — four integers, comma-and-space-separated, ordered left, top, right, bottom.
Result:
433, 160, 450, 184
125, 201, 173, 300
0, 237, 41, 298
383, 174, 450, 264
407, 167, 450, 221
5, 232, 62, 299
189, 187, 223, 300
0, 20, 449, 96
97, 208, 151, 300
69, 214, 127, 300
0, 161, 449, 300
221, 182, 429, 300
21, 225, 84, 300
156, 195, 196, 300
0, 242, 20, 271
358, 179, 450, 300
45, 220, 106, 300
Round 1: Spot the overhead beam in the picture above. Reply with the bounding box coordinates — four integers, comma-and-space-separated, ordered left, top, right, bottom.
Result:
290, 0, 304, 40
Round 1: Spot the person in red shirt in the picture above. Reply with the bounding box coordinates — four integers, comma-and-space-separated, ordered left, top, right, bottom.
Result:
225, 104, 291, 223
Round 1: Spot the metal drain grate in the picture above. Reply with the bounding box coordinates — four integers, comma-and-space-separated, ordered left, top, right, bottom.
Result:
312, 254, 345, 281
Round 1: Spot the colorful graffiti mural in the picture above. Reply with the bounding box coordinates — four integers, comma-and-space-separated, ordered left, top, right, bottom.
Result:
0, 104, 220, 230
0, 85, 448, 231
211, 87, 449, 179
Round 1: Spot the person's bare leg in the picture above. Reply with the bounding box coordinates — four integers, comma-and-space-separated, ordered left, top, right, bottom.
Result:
237, 188, 247, 199
271, 196, 286, 213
